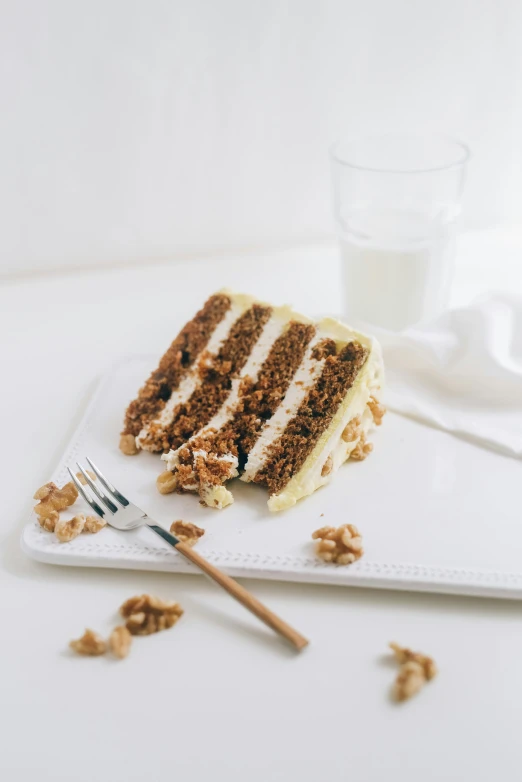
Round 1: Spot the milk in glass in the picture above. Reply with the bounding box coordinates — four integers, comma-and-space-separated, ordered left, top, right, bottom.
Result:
340, 208, 455, 331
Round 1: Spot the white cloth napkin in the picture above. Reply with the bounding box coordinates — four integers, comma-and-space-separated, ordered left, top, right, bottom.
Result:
368, 295, 522, 459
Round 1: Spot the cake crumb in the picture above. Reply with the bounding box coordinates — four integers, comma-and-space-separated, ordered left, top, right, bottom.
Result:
170, 519, 205, 546
312, 524, 363, 565
70, 629, 107, 656
389, 642, 437, 702
311, 338, 337, 360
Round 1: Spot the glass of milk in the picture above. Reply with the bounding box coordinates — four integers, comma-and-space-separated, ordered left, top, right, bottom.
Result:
330, 133, 469, 331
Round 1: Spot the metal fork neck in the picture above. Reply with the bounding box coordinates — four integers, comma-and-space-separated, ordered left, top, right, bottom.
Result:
147, 523, 181, 547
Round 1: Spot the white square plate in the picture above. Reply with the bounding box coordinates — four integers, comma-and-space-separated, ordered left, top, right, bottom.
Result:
22, 356, 522, 598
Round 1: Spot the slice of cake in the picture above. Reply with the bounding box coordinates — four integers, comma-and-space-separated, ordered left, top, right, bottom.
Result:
120, 290, 384, 511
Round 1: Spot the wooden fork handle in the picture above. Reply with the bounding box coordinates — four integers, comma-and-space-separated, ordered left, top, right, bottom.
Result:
175, 541, 309, 651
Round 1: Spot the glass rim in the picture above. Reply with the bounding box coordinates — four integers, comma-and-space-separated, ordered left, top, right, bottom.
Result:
329, 132, 470, 174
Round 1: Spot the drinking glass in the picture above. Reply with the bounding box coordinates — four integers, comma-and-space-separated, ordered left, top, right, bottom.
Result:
330, 133, 469, 331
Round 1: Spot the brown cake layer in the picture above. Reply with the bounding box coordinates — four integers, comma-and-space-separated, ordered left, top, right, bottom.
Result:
159, 304, 272, 451
252, 341, 369, 495
122, 293, 231, 437
311, 338, 337, 361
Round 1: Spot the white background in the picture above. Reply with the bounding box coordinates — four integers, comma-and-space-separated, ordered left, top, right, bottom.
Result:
3, 6, 522, 780
3, 0, 522, 275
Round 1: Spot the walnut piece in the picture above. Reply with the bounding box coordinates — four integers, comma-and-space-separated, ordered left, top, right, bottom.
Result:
170, 519, 205, 546
83, 515, 107, 534
120, 594, 184, 636
125, 612, 180, 635
119, 433, 139, 455
350, 433, 373, 461
368, 396, 386, 426
76, 470, 96, 485
393, 661, 426, 702
157, 470, 178, 495
312, 524, 364, 565
389, 642, 437, 681
120, 593, 183, 617
34, 480, 78, 519
109, 626, 132, 659
70, 628, 107, 656
321, 455, 333, 477
37, 510, 59, 532
341, 415, 361, 443
389, 642, 437, 702
55, 514, 85, 543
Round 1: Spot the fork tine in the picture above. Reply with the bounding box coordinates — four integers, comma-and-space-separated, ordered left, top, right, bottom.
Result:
86, 457, 129, 506
67, 467, 106, 518
76, 462, 118, 514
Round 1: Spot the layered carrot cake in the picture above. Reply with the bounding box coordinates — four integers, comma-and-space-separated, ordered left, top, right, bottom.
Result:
120, 290, 385, 511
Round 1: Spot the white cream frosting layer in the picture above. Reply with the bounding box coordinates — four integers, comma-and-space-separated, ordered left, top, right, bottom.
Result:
241, 334, 328, 483
137, 300, 246, 450
203, 311, 286, 434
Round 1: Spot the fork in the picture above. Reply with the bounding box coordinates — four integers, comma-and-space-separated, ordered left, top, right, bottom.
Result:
68, 458, 309, 652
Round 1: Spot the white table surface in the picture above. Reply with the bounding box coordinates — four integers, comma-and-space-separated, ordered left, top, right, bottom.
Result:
2, 231, 522, 782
